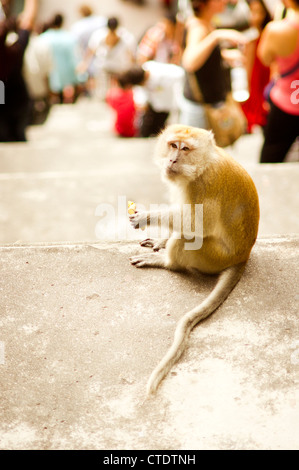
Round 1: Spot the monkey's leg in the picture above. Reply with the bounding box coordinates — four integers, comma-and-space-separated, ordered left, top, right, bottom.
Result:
140, 238, 168, 251
130, 252, 167, 269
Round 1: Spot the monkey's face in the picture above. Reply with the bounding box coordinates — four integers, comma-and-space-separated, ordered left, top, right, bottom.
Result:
155, 125, 215, 182
164, 140, 194, 180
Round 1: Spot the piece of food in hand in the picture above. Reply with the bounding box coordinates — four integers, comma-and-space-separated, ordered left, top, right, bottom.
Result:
128, 200, 145, 230
128, 201, 136, 215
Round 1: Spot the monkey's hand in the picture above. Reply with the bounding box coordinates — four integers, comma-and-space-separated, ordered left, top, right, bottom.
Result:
129, 210, 148, 230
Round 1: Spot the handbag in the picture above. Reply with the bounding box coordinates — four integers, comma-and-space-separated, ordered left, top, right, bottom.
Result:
187, 73, 247, 147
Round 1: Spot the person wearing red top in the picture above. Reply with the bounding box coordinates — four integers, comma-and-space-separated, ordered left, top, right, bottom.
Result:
241, 0, 271, 133
258, 0, 299, 163
106, 71, 137, 137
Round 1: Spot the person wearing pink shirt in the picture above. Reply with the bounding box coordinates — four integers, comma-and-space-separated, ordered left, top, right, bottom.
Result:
258, 0, 299, 162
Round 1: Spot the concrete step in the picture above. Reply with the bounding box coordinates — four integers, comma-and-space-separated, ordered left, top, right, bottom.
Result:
2, 98, 265, 171
0, 236, 298, 450
0, 152, 298, 243
2, 98, 297, 169
1, 101, 299, 243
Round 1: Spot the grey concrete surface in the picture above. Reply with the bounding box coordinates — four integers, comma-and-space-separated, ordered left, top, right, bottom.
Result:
0, 85, 298, 449
0, 99, 298, 244
1, 158, 299, 243
0, 237, 298, 450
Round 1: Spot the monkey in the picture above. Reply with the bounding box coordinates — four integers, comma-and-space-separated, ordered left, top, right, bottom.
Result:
129, 124, 260, 397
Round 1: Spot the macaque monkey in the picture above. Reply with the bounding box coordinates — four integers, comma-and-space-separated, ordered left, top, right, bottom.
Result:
130, 124, 260, 396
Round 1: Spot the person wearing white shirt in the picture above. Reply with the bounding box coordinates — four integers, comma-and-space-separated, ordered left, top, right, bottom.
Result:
71, 5, 107, 56
134, 60, 184, 136
79, 16, 136, 97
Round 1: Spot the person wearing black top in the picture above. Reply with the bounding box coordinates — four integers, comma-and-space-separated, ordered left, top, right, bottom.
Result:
179, 0, 246, 128
0, 0, 38, 142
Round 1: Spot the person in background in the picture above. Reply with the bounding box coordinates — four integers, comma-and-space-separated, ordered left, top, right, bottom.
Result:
213, 0, 250, 30
0, 0, 38, 141
241, 0, 271, 132
40, 13, 80, 104
125, 61, 184, 137
257, 0, 299, 162
179, 0, 247, 128
106, 70, 138, 137
137, 13, 182, 65
23, 21, 53, 124
79, 17, 136, 97
71, 4, 106, 58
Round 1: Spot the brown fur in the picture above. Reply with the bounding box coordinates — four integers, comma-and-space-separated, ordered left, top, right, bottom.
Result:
130, 124, 260, 395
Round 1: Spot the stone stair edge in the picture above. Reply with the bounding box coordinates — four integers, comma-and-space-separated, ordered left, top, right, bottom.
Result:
0, 234, 297, 251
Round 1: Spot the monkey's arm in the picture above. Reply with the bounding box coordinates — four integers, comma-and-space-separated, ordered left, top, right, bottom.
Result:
129, 206, 181, 233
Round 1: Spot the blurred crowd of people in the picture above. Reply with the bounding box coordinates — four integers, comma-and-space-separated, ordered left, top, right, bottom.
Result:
0, 0, 298, 163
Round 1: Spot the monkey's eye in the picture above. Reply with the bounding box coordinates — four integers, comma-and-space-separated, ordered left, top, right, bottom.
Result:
170, 143, 177, 149
182, 146, 190, 151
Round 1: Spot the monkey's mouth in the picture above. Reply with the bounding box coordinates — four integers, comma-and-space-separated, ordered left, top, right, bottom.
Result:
165, 166, 178, 177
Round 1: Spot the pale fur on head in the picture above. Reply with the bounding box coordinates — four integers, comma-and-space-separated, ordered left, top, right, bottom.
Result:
154, 124, 217, 182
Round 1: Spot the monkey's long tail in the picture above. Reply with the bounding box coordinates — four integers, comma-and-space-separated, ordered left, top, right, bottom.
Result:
146, 262, 246, 396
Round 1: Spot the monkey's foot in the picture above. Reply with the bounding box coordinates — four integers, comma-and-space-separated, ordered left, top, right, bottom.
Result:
130, 252, 166, 268
140, 238, 167, 251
